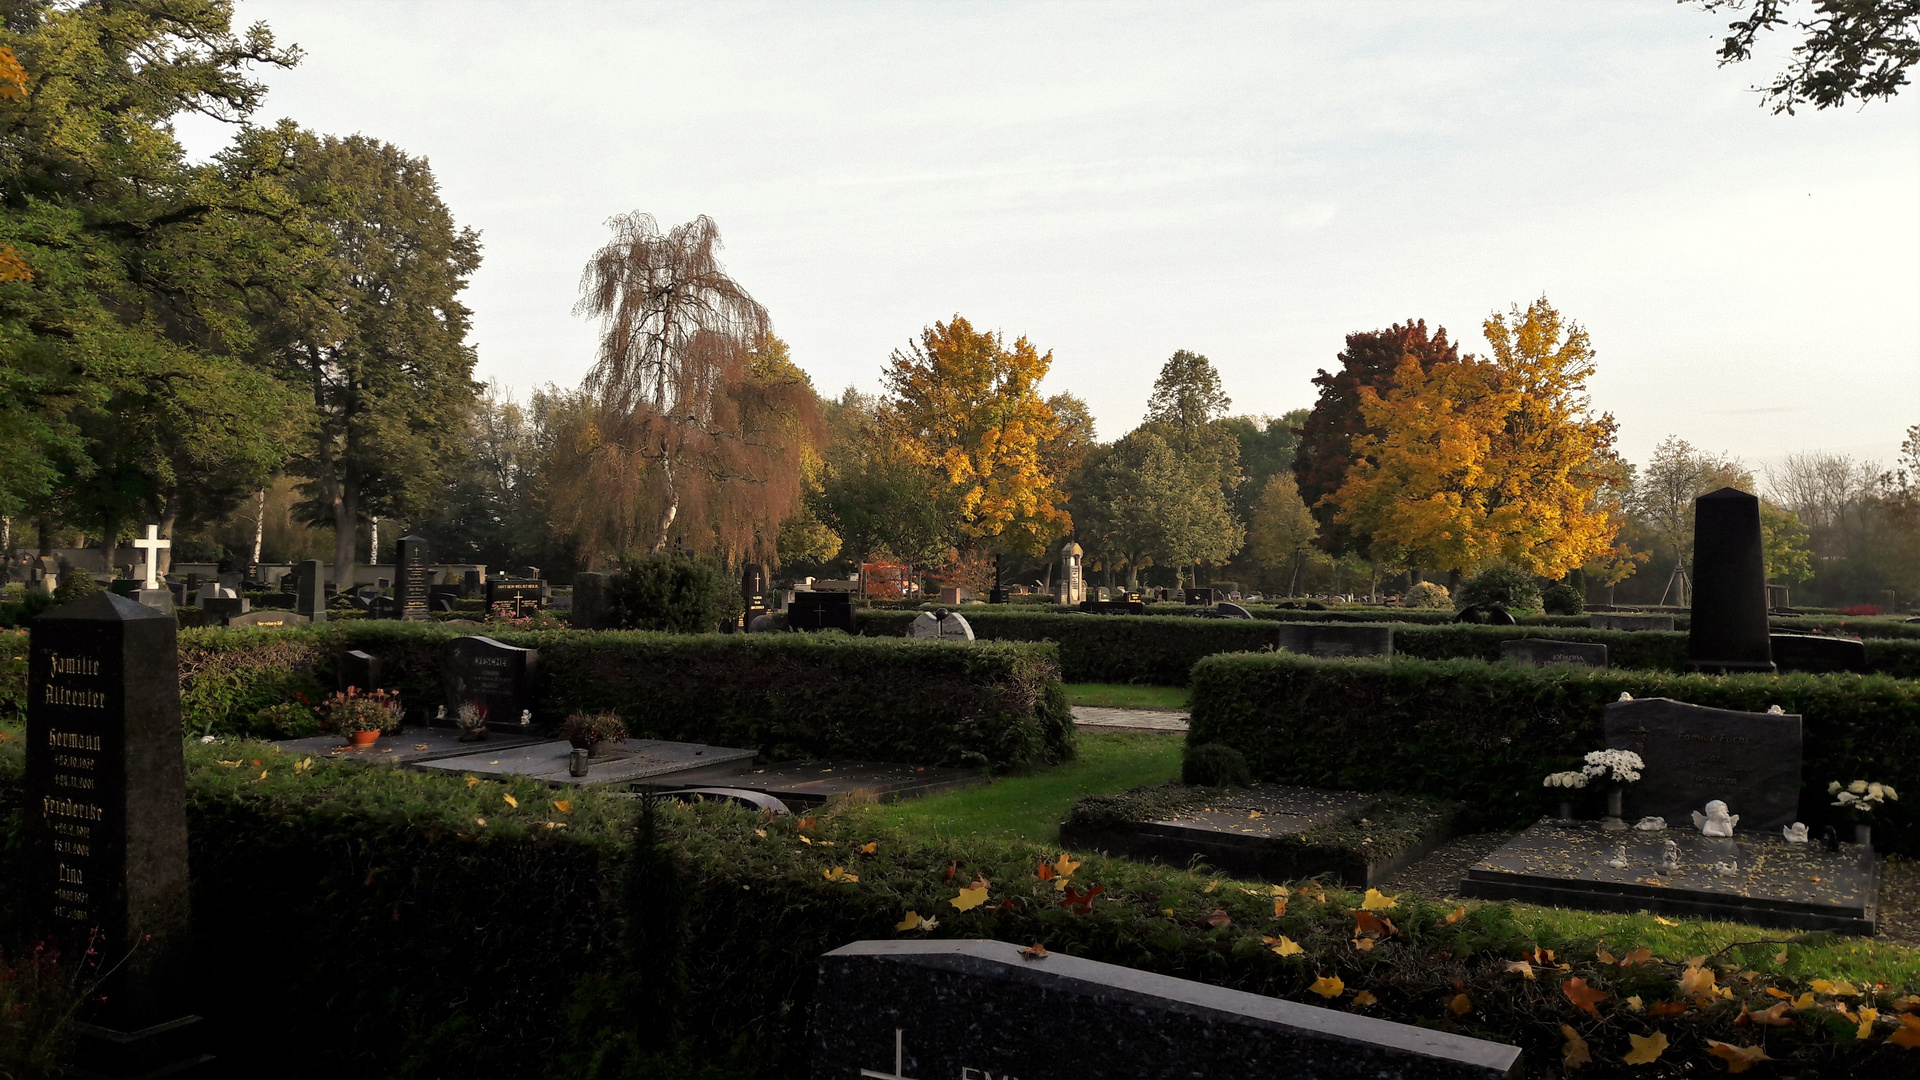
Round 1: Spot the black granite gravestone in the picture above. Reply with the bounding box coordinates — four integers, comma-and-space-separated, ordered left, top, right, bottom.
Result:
202, 595, 249, 622
1276, 622, 1393, 659
1770, 633, 1868, 674
808, 940, 1520, 1079
393, 535, 431, 621
1605, 697, 1802, 830
1590, 613, 1676, 632
1078, 599, 1147, 615
294, 559, 327, 623
1184, 587, 1216, 605
444, 635, 539, 732
1689, 488, 1774, 673
224, 609, 309, 629
572, 571, 616, 630
461, 568, 484, 598
486, 578, 545, 616
26, 593, 209, 1075
340, 649, 381, 692
789, 590, 855, 633
1500, 638, 1608, 669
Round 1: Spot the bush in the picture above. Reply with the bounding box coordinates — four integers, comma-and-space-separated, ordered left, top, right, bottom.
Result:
1540, 580, 1584, 616
561, 711, 628, 748
1187, 651, 1920, 853
1181, 743, 1250, 787
322, 687, 402, 734
1453, 565, 1541, 614
610, 554, 736, 633
51, 573, 97, 605
1401, 581, 1451, 609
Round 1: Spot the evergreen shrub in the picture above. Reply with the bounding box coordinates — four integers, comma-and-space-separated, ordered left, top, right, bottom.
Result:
1181, 743, 1250, 787
1453, 565, 1541, 614
610, 554, 737, 633
1540, 581, 1585, 616
1401, 581, 1451, 609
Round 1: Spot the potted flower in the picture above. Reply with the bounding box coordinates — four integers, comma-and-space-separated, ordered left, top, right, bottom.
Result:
1542, 770, 1588, 822
562, 712, 629, 758
1582, 748, 1644, 831
1829, 779, 1898, 849
453, 701, 489, 742
324, 687, 402, 747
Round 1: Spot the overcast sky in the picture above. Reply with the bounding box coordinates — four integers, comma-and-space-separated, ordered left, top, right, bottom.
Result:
177, 1, 1920, 472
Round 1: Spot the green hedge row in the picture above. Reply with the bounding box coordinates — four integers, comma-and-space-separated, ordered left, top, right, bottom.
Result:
1186, 652, 1920, 854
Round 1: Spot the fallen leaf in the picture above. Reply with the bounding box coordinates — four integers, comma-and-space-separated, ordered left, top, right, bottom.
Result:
1205, 908, 1232, 929
1561, 1024, 1591, 1070
895, 911, 924, 931
1654, 916, 1679, 926
1774, 947, 1789, 965
294, 757, 312, 773
1360, 888, 1398, 911
1792, 992, 1816, 1010
1204, 881, 1218, 894
1564, 977, 1610, 1018
1268, 935, 1303, 957
1623, 1030, 1668, 1065
1679, 965, 1718, 1004
503, 793, 518, 808
754, 828, 767, 838
1505, 960, 1536, 980
951, 885, 988, 911
861, 841, 877, 854
1273, 897, 1288, 917
1351, 990, 1378, 1006
1247, 809, 1262, 819
1811, 978, 1860, 996
1707, 1040, 1773, 1073
1019, 943, 1049, 960
1649, 1001, 1689, 1017
256, 769, 268, 780
1444, 905, 1466, 925
796, 816, 817, 831
823, 866, 858, 883
1747, 1002, 1795, 1027
798, 835, 812, 845
1890, 1014, 1920, 1049
465, 776, 480, 787
1857, 1007, 1879, 1041
1353, 937, 1375, 952
1765, 987, 1792, 999
1036, 863, 1056, 881
1620, 948, 1654, 967
1310, 976, 1344, 998
1894, 995, 1920, 1014
1059, 884, 1105, 914
552, 799, 572, 814
1449, 993, 1473, 1015
1596, 949, 1617, 965
943, 860, 959, 883
475, 817, 487, 826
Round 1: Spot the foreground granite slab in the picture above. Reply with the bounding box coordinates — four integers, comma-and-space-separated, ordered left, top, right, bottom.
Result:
412, 737, 753, 786
810, 939, 1520, 1079
1460, 821, 1876, 934
273, 726, 545, 766
1061, 785, 1453, 887
630, 759, 983, 806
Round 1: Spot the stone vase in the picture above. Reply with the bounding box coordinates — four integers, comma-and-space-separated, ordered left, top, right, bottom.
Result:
1558, 800, 1575, 822
1855, 823, 1872, 850
1602, 788, 1627, 831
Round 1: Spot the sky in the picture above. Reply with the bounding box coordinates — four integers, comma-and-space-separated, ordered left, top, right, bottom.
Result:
176, 1, 1920, 473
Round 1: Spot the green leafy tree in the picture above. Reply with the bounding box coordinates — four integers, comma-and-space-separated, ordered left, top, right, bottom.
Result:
1074, 428, 1243, 588
1759, 499, 1816, 584
1692, 0, 1919, 112
1245, 472, 1318, 595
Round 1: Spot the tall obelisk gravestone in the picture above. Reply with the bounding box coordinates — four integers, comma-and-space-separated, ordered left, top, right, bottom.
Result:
27, 592, 207, 1076
394, 535, 432, 621
1688, 487, 1775, 674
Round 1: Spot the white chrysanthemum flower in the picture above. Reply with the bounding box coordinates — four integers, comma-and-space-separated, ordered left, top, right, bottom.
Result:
1849, 780, 1869, 795
1829, 781, 1843, 794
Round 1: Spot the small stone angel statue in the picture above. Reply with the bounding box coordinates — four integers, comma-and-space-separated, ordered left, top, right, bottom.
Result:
1691, 800, 1738, 837
1658, 839, 1680, 873
1782, 822, 1809, 844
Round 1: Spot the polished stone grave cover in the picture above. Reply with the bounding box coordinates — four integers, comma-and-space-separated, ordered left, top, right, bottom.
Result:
1276, 622, 1394, 659
274, 726, 544, 766
1460, 822, 1875, 934
631, 759, 982, 806
809, 940, 1521, 1080
413, 737, 753, 786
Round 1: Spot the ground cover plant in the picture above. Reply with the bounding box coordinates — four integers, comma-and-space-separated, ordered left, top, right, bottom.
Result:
1060, 682, 1192, 710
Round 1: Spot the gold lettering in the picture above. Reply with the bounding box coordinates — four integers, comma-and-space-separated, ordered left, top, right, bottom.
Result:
41, 796, 104, 822
47, 730, 103, 751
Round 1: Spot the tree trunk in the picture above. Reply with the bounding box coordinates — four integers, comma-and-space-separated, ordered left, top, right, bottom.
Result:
101, 510, 120, 580
37, 512, 52, 555
333, 480, 358, 595
648, 443, 680, 554
1369, 563, 1380, 604
1288, 551, 1302, 597
1409, 567, 1424, 585
1447, 568, 1462, 592
251, 490, 266, 566
158, 498, 178, 577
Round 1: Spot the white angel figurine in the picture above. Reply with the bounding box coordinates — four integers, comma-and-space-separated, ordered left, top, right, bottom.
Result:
1691, 800, 1738, 837
1782, 822, 1809, 843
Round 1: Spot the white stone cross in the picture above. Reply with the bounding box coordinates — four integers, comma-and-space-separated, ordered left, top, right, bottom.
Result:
859, 1029, 919, 1080
132, 524, 169, 590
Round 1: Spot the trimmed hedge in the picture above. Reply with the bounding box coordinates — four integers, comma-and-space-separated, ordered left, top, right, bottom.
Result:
1187, 651, 1920, 854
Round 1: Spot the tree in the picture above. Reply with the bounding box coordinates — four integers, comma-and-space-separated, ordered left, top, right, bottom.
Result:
1073, 428, 1243, 588
1692, 0, 1919, 112
1246, 473, 1318, 595
1759, 500, 1816, 584
881, 315, 1071, 557
815, 388, 952, 569
1144, 349, 1231, 441
256, 134, 482, 590
1221, 409, 1307, 526
1294, 321, 1462, 557
567, 214, 819, 565
1626, 436, 1752, 597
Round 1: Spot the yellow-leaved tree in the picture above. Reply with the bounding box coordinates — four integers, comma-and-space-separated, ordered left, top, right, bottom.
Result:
1330, 297, 1619, 580
881, 315, 1072, 556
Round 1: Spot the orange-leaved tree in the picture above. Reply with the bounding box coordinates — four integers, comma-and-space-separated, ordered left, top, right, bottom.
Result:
881, 315, 1071, 556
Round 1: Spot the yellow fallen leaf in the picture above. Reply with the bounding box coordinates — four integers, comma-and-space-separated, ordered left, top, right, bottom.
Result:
503, 793, 518, 808
257, 769, 268, 780
1053, 853, 1081, 878
1360, 888, 1397, 911
753, 828, 767, 838
1561, 1024, 1591, 1070
552, 799, 572, 814
1270, 936, 1304, 957
216, 760, 242, 767
465, 776, 480, 787
1444, 906, 1465, 925
1793, 993, 1816, 1010
799, 835, 813, 845
1858, 1007, 1879, 1041
1019, 942, 1048, 960
951, 885, 988, 911
861, 841, 877, 854
1272, 884, 1290, 897
1310, 975, 1344, 998
1353, 937, 1375, 953
475, 817, 487, 826
1774, 947, 1789, 965
823, 866, 858, 883
294, 756, 312, 773
1654, 916, 1679, 926
1765, 987, 1792, 999
1678, 965, 1718, 1004
1626, 994, 1644, 1013
1623, 1030, 1668, 1065
1204, 881, 1218, 894
1891, 1014, 1920, 1049
1351, 990, 1378, 1006
895, 911, 924, 931
1707, 1040, 1772, 1073
1274, 897, 1288, 917
1449, 993, 1473, 1016
1596, 949, 1617, 965
1247, 810, 1262, 819
1812, 978, 1860, 996
540, 821, 568, 829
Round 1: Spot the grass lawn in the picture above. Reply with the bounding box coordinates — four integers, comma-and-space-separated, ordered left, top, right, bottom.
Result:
864, 730, 1183, 844
1062, 682, 1191, 710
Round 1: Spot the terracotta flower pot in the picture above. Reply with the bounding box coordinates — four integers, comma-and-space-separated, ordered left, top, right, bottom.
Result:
349, 730, 380, 747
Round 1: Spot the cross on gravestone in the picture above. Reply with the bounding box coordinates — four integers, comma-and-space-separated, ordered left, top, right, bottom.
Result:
26, 593, 211, 1074
131, 525, 168, 590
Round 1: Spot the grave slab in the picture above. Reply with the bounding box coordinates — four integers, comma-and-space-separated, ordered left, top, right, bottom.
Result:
630, 759, 984, 807
223, 608, 309, 629
413, 737, 754, 786
1605, 697, 1802, 830
273, 726, 545, 766
1500, 638, 1608, 669
809, 939, 1521, 1080
1276, 622, 1393, 659
1460, 821, 1876, 934
1589, 613, 1675, 632
1770, 632, 1869, 674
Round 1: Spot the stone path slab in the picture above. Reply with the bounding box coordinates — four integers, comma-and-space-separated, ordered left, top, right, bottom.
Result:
412, 738, 753, 787
1071, 706, 1189, 732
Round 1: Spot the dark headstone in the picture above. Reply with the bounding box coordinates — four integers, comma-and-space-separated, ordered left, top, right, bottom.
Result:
1770, 633, 1868, 674
1605, 697, 1801, 830
1500, 638, 1608, 669
809, 940, 1520, 1080
486, 578, 545, 616
572, 571, 616, 630
1215, 602, 1254, 620
26, 593, 209, 1070
223, 609, 309, 629
443, 635, 539, 732
340, 649, 381, 692
1276, 622, 1393, 659
789, 590, 855, 633
431, 593, 457, 612
1689, 487, 1774, 672
294, 559, 327, 623
1077, 599, 1146, 615
747, 613, 778, 633
1589, 613, 1675, 632
461, 568, 484, 598
202, 596, 249, 622
394, 535, 431, 621
1184, 587, 1216, 605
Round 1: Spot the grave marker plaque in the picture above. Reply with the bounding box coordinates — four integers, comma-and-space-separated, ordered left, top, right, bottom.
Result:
1770, 633, 1868, 674
1276, 622, 1394, 659
907, 609, 975, 642
572, 570, 616, 630
26, 593, 206, 1068
486, 578, 545, 616
444, 635, 539, 732
789, 591, 856, 633
1500, 638, 1608, 669
294, 559, 327, 623
394, 535, 432, 621
1605, 697, 1801, 830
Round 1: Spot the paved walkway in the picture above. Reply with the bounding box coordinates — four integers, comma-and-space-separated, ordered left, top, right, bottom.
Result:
1070, 706, 1190, 733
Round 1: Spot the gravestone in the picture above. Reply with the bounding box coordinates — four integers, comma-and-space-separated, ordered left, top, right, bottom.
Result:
394, 535, 432, 621
202, 595, 249, 622
1215, 602, 1254, 619
129, 524, 173, 615
907, 609, 974, 642
789, 590, 856, 633
1055, 540, 1084, 605
809, 940, 1520, 1080
26, 593, 209, 1074
294, 559, 327, 623
1078, 598, 1146, 615
1500, 638, 1608, 669
1605, 697, 1802, 830
572, 571, 616, 630
742, 563, 770, 629
340, 649, 381, 692
1184, 587, 1216, 605
1276, 622, 1393, 659
1766, 584, 1790, 610
223, 609, 310, 629
444, 635, 539, 732
1689, 488, 1774, 673
1590, 612, 1675, 632
1770, 633, 1868, 674
486, 578, 545, 616
461, 568, 484, 598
